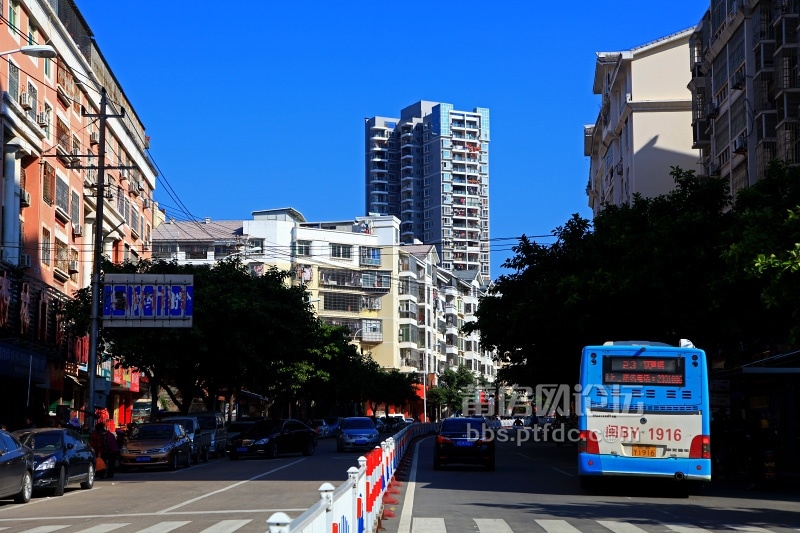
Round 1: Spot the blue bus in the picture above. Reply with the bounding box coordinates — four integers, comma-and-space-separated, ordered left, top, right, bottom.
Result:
577, 340, 711, 488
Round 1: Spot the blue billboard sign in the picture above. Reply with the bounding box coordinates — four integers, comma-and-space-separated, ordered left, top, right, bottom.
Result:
102, 274, 193, 328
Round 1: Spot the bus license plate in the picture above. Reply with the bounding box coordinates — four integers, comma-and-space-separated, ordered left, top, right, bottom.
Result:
631, 445, 656, 457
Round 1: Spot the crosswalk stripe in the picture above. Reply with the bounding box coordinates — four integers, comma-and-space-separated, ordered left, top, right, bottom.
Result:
198, 520, 252, 533
536, 519, 583, 533
134, 522, 191, 533
597, 520, 649, 532
666, 526, 714, 533
411, 518, 447, 533
729, 528, 775, 533
474, 518, 514, 533
19, 527, 69, 533
74, 525, 130, 533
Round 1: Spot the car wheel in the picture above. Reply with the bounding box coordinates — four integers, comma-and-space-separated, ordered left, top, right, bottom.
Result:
191, 451, 199, 464
433, 456, 441, 470
53, 466, 66, 496
202, 447, 210, 463
302, 439, 315, 456
15, 471, 32, 504
486, 457, 496, 472
81, 463, 95, 490
266, 441, 279, 459
229, 451, 238, 461
169, 452, 179, 471
579, 476, 597, 491
337, 443, 344, 453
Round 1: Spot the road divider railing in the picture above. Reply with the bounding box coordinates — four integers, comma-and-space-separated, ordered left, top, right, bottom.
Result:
266, 422, 435, 533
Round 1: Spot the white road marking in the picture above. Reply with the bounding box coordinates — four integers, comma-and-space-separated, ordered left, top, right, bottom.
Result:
597, 521, 649, 532
73, 525, 130, 533
474, 518, 514, 532
666, 526, 714, 533
198, 520, 252, 533
536, 519, 582, 533
410, 518, 446, 533
134, 523, 190, 533
397, 437, 433, 533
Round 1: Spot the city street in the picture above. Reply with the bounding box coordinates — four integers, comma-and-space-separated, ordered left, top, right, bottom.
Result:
0, 430, 798, 533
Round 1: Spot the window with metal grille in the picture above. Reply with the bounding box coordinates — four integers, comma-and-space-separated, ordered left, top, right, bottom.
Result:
55, 176, 69, 213
184, 245, 208, 260
71, 191, 79, 225
42, 162, 56, 206
55, 239, 68, 273
26, 82, 37, 122
322, 292, 360, 313
295, 240, 311, 256
42, 228, 51, 265
8, 62, 19, 100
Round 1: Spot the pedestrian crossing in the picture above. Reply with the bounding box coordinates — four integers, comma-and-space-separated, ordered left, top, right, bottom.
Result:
406, 517, 791, 533
0, 519, 792, 533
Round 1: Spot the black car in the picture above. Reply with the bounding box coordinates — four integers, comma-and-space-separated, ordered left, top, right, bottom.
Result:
228, 419, 316, 460
12, 428, 95, 496
0, 428, 34, 503
433, 417, 495, 471
225, 419, 262, 454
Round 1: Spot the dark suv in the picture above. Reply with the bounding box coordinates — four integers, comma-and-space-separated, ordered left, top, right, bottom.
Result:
433, 417, 495, 471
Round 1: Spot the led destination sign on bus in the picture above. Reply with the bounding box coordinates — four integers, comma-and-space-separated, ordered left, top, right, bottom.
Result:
603, 356, 685, 386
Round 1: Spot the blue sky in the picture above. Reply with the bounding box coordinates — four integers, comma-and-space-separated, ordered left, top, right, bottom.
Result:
77, 1, 707, 278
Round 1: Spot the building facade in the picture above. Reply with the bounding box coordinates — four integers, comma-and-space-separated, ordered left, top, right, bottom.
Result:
0, 0, 155, 429
365, 101, 491, 280
151, 211, 498, 389
585, 29, 702, 216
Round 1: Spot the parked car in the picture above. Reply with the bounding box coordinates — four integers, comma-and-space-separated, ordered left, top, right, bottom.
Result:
159, 415, 210, 464
228, 419, 316, 460
225, 418, 263, 454
337, 417, 381, 453
312, 419, 330, 439
119, 422, 192, 471
433, 416, 495, 471
324, 417, 342, 437
190, 411, 228, 458
0, 428, 34, 503
12, 428, 95, 496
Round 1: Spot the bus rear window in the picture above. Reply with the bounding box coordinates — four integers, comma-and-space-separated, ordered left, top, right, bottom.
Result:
602, 356, 685, 386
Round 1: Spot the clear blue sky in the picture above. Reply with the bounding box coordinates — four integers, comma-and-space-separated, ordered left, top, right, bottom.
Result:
77, 1, 707, 278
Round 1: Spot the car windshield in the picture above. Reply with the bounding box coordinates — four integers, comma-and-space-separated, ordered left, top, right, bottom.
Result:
171, 419, 195, 432
20, 431, 62, 451
313, 420, 325, 426
194, 415, 217, 430
228, 422, 255, 433
131, 425, 174, 440
324, 418, 339, 426
342, 419, 375, 430
251, 420, 282, 434
440, 418, 485, 433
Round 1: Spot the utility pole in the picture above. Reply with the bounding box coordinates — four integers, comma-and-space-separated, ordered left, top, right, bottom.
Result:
82, 88, 124, 427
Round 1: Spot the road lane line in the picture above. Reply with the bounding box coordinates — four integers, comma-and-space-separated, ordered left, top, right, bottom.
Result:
134, 522, 190, 533
198, 520, 252, 533
157, 458, 307, 513
397, 437, 431, 533
666, 526, 714, 533
597, 521, 649, 532
474, 518, 514, 532
73, 525, 130, 533
729, 528, 774, 533
18, 528, 69, 533
536, 519, 582, 532
411, 518, 446, 533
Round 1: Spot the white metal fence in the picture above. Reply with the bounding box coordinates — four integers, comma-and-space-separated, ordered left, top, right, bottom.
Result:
266, 423, 434, 533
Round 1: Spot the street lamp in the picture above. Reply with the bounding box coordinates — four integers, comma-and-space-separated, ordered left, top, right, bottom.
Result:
0, 45, 57, 59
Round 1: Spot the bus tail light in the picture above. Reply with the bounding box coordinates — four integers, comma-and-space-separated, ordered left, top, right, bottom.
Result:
578, 430, 599, 454
689, 435, 710, 459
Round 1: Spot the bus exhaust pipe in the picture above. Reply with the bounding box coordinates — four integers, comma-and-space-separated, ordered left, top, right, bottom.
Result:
674, 472, 685, 481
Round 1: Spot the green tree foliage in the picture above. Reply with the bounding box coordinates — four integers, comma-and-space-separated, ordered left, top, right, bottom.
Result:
427, 365, 479, 415
468, 168, 750, 385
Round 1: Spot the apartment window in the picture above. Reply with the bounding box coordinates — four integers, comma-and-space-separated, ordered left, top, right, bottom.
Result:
42, 228, 51, 265
8, 63, 19, 100
124, 197, 131, 227
42, 162, 55, 206
42, 103, 52, 136
44, 57, 51, 79
296, 240, 311, 256
27, 23, 35, 46
330, 243, 351, 260
71, 191, 79, 225
8, 0, 18, 32
55, 176, 69, 214
26, 82, 37, 122
184, 245, 208, 260
55, 239, 68, 273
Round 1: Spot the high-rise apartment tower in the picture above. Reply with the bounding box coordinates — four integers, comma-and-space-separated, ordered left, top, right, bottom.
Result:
365, 101, 491, 279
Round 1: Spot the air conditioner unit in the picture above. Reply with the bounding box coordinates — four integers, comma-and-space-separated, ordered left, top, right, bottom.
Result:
733, 135, 748, 154
705, 103, 719, 119
36, 112, 48, 127
20, 189, 31, 207
70, 149, 81, 166
72, 224, 83, 237
90, 131, 99, 145
20, 254, 31, 268
119, 168, 129, 180
18, 93, 32, 110
142, 241, 151, 251
731, 72, 745, 90
137, 180, 145, 192
68, 260, 79, 274
143, 198, 151, 209
708, 163, 721, 177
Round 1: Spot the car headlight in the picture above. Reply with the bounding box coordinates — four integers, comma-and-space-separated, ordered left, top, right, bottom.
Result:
369, 432, 379, 439
254, 437, 270, 445
157, 445, 172, 453
35, 456, 56, 471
